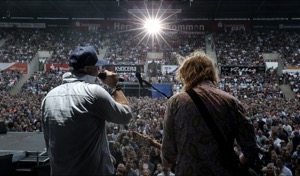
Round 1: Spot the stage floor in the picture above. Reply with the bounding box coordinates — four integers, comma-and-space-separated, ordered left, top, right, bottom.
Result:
0, 132, 46, 152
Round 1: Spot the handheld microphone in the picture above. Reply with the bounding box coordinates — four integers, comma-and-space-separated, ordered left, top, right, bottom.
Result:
98, 72, 124, 82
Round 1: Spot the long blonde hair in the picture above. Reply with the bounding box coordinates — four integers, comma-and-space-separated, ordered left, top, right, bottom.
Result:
176, 51, 219, 90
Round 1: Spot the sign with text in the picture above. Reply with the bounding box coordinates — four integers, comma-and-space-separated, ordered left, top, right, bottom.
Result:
45, 64, 70, 72
72, 20, 252, 32
102, 65, 144, 73
220, 65, 266, 74
161, 65, 178, 75
1, 63, 28, 74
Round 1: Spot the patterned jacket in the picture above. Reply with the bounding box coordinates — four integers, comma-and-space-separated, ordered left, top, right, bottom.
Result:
161, 80, 259, 176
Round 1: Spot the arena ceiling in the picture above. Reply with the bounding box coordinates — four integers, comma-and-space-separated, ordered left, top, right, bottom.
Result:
0, 0, 300, 20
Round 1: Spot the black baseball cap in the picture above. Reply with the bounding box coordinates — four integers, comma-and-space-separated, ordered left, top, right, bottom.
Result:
68, 46, 107, 70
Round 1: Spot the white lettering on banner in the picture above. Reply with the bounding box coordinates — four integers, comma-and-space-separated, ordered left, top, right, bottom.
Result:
33, 23, 46, 28
231, 26, 245, 31
224, 24, 246, 31
115, 66, 137, 72
88, 25, 100, 31
114, 23, 136, 30
0, 22, 45, 28
229, 67, 257, 73
113, 22, 205, 31
167, 24, 205, 31
185, 25, 193, 30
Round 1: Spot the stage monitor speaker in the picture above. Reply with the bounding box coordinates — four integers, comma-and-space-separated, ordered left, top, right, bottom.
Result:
0, 122, 7, 134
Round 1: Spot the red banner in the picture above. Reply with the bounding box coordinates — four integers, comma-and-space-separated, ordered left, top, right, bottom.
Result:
3, 63, 28, 74
72, 20, 251, 32
45, 64, 70, 72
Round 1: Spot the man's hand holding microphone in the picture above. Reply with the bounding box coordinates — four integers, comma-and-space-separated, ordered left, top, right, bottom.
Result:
98, 70, 119, 88
98, 70, 129, 105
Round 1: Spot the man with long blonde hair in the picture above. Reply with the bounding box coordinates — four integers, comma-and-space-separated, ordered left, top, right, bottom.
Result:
161, 52, 259, 176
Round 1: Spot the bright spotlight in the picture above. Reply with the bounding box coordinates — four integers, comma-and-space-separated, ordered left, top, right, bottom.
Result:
144, 18, 162, 34
125, 2, 181, 49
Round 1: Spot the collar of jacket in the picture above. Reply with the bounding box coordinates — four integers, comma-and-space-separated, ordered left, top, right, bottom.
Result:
62, 71, 97, 84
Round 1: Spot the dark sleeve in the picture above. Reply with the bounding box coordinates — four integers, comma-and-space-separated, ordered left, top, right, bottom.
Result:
234, 100, 259, 161
116, 152, 124, 165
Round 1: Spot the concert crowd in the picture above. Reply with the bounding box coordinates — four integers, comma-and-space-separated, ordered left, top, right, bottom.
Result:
0, 28, 300, 176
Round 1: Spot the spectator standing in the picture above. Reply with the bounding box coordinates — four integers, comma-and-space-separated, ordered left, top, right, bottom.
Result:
262, 162, 276, 176
134, 159, 145, 176
116, 163, 126, 176
125, 158, 138, 176
292, 145, 300, 161
153, 163, 163, 176
271, 131, 283, 154
112, 126, 120, 141
292, 131, 300, 153
276, 155, 293, 176
141, 168, 151, 176
121, 136, 134, 158
111, 141, 124, 169
262, 124, 271, 138
283, 120, 293, 136
257, 129, 268, 147
157, 167, 175, 176
142, 152, 155, 175
258, 116, 267, 131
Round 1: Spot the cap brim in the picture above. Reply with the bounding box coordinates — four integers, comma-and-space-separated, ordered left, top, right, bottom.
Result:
95, 59, 108, 66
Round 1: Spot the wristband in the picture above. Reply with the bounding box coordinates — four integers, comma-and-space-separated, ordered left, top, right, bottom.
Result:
111, 85, 122, 95
115, 84, 122, 91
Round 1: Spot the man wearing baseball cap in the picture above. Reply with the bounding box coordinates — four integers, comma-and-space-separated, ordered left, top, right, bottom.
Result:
41, 46, 133, 176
